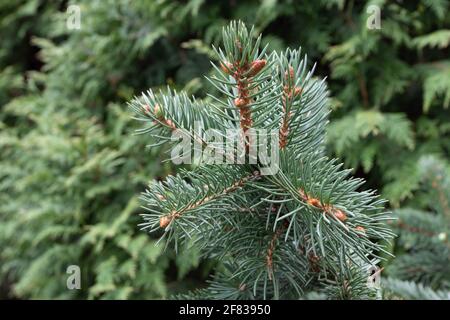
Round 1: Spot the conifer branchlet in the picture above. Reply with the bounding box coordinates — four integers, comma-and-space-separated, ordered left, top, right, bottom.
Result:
129, 21, 395, 300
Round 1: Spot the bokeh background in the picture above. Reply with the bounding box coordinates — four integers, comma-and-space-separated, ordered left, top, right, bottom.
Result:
0, 0, 449, 299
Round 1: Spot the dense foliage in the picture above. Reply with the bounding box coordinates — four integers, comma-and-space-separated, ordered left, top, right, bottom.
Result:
0, 0, 449, 299
384, 155, 450, 299
0, 0, 204, 299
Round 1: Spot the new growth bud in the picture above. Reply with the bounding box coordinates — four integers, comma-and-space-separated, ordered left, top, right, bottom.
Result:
159, 215, 171, 228
234, 97, 249, 108
284, 66, 295, 82
307, 198, 321, 208
247, 59, 266, 77
355, 226, 366, 235
333, 209, 347, 222
153, 104, 164, 119
220, 61, 234, 75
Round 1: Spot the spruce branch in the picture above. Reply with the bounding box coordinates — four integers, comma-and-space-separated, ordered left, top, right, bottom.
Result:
139, 165, 261, 250
130, 21, 395, 299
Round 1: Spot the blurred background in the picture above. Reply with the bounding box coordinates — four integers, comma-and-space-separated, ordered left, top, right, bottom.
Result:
0, 0, 449, 299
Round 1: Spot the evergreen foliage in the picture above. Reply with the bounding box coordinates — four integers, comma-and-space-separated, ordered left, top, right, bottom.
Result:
320, 1, 450, 205
383, 278, 450, 300
0, 0, 203, 299
130, 21, 394, 300
384, 156, 450, 299
1, 0, 449, 300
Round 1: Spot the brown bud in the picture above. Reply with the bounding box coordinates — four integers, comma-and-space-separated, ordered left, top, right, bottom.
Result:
308, 253, 320, 264
298, 189, 307, 200
164, 119, 176, 129
234, 97, 248, 108
247, 59, 266, 77
294, 86, 303, 97
284, 86, 303, 99
154, 104, 164, 119
333, 209, 347, 222
284, 66, 295, 81
143, 104, 151, 114
156, 194, 165, 201
355, 226, 366, 235
220, 61, 234, 74
308, 253, 321, 272
159, 215, 171, 228
307, 198, 321, 208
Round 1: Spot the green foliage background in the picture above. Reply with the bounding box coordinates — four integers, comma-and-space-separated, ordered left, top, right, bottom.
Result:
0, 0, 448, 299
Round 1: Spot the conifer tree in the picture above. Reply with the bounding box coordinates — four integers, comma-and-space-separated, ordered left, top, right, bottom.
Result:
130, 21, 395, 300
384, 156, 450, 300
